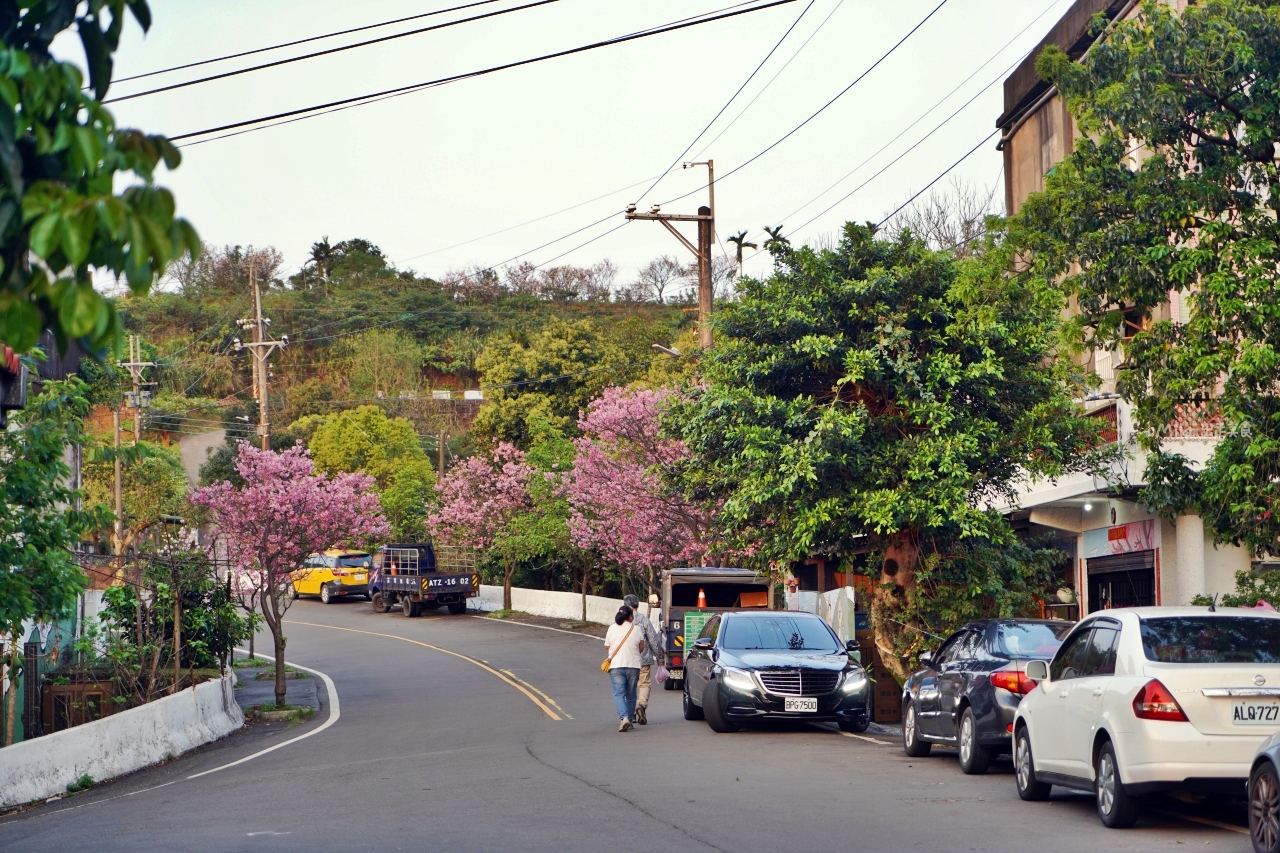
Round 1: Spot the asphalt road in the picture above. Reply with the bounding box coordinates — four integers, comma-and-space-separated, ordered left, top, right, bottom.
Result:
1, 599, 1254, 853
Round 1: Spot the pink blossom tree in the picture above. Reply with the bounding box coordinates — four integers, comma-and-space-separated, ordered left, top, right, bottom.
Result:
428, 443, 535, 611
192, 443, 388, 706
568, 386, 717, 592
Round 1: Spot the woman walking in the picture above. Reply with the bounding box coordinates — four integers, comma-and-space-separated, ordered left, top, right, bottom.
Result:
604, 604, 644, 732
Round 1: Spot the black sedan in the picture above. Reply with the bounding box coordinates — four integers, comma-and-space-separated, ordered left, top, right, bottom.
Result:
682, 610, 870, 734
901, 618, 1072, 774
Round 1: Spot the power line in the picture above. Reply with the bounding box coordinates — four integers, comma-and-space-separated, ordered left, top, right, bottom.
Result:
634, 0, 817, 205
112, 0, 508, 85
167, 0, 799, 143
689, 0, 845, 161
876, 129, 1000, 227
105, 0, 561, 104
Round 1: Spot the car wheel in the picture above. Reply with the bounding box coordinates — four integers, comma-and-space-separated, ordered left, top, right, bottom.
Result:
1095, 740, 1140, 828
957, 708, 990, 775
448, 602, 467, 615
1251, 760, 1280, 853
838, 716, 870, 734
682, 680, 704, 721
320, 583, 334, 605
902, 700, 932, 757
401, 598, 420, 618
1015, 726, 1052, 801
370, 591, 388, 613
703, 682, 739, 733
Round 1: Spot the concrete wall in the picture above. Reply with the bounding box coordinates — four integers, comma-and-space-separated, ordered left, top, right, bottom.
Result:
0, 672, 243, 810
177, 429, 226, 488
472, 585, 651, 626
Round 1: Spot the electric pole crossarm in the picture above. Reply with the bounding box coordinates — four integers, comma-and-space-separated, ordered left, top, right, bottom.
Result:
657, 219, 699, 257
625, 213, 710, 222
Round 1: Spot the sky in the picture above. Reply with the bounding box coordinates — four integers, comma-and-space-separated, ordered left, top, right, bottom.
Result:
77, 0, 1073, 289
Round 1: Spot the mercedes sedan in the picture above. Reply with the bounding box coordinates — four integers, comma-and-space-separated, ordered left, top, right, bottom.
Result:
681, 610, 870, 733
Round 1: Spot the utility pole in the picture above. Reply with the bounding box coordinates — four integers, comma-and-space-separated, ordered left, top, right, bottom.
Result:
438, 428, 447, 475
120, 334, 154, 445
112, 407, 123, 571
234, 265, 287, 451
626, 160, 715, 348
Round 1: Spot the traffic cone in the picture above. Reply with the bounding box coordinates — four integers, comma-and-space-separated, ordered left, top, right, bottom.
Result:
697, 588, 707, 608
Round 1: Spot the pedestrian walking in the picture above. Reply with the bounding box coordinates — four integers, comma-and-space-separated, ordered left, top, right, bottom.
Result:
624, 593, 662, 725
604, 604, 644, 732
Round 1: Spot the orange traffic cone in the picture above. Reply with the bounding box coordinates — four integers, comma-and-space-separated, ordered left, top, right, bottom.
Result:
697, 588, 707, 608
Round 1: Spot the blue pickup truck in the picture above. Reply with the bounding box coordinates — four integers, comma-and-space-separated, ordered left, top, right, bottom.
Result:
368, 542, 479, 617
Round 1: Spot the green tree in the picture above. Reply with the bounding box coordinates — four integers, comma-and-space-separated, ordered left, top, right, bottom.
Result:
0, 378, 108, 744
473, 317, 650, 447
0, 0, 199, 357
83, 438, 188, 554
346, 328, 423, 399
1011, 0, 1280, 558
306, 405, 436, 540
673, 224, 1102, 681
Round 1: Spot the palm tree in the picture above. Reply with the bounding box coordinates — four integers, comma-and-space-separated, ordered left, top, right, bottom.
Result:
762, 224, 789, 252
308, 236, 335, 290
726, 230, 757, 277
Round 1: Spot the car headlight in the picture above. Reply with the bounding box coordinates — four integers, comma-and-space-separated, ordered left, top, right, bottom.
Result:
841, 669, 868, 693
720, 667, 756, 692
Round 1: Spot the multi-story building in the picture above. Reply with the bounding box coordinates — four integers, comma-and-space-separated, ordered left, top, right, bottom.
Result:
996, 0, 1250, 618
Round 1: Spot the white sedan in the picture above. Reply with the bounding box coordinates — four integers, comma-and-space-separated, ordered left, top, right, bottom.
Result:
1012, 606, 1280, 828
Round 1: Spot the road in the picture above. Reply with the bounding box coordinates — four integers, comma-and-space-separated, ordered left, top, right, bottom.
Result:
1, 599, 1253, 852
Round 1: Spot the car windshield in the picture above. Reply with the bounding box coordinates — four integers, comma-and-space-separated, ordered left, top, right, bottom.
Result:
337, 555, 371, 568
1141, 616, 1280, 664
995, 622, 1072, 658
720, 616, 841, 652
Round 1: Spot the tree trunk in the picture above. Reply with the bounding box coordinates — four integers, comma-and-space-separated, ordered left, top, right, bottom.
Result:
172, 595, 181, 694
581, 564, 589, 624
3, 651, 17, 746
503, 561, 513, 612
871, 531, 922, 685
261, 583, 289, 708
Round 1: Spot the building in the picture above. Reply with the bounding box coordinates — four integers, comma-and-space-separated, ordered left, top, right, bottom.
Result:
996, 0, 1247, 618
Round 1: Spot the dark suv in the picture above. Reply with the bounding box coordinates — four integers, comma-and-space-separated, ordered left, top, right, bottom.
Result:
901, 619, 1072, 774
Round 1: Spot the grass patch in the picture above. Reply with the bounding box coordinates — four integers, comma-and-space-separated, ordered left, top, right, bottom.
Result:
251, 702, 316, 723
65, 774, 94, 795
252, 666, 308, 680
233, 657, 273, 668
487, 609, 518, 619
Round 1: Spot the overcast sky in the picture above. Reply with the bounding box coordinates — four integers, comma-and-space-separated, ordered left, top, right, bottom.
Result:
87, 0, 1069, 289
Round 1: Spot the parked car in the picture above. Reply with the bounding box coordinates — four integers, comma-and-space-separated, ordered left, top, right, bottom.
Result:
290, 550, 372, 604
900, 619, 1072, 773
682, 610, 870, 734
1250, 731, 1280, 853
1013, 606, 1280, 828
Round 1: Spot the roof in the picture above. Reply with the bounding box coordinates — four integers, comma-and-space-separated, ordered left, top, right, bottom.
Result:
1086, 606, 1280, 620
321, 548, 370, 557
665, 567, 759, 576
996, 0, 1132, 130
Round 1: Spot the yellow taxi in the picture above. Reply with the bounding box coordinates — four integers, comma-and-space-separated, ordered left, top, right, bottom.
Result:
290, 550, 373, 604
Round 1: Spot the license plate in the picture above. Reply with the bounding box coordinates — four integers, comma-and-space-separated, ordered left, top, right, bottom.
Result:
785, 697, 817, 713
1233, 702, 1280, 724
670, 668, 683, 681
354, 574, 366, 582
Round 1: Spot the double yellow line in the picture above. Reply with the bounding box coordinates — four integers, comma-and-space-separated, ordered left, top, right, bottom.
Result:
285, 620, 563, 721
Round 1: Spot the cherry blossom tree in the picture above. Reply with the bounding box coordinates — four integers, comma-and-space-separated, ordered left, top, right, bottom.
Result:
192, 443, 387, 706
428, 443, 535, 611
568, 386, 716, 592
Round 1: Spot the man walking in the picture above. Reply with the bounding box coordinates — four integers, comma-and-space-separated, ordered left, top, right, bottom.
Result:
624, 594, 661, 725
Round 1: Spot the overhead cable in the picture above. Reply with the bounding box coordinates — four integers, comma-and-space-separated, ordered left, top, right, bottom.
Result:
168, 0, 799, 143
105, 0, 561, 104
113, 0, 507, 85
634, 0, 817, 205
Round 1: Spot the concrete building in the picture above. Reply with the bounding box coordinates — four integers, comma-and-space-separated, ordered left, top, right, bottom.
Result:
996, 0, 1250, 618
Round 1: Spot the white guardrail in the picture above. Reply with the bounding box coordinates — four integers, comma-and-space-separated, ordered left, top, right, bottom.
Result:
0, 671, 244, 810
472, 585, 647, 625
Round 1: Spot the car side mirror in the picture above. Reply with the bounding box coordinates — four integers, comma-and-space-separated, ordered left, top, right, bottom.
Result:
1026, 660, 1050, 681
694, 637, 714, 650
918, 650, 935, 669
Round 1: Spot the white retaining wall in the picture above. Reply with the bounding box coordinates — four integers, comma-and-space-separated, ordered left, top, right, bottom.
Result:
473, 585, 653, 625
0, 671, 243, 810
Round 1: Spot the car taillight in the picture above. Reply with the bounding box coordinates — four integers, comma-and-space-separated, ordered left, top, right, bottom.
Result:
989, 669, 1037, 695
332, 569, 349, 577
1132, 679, 1188, 721
671, 655, 682, 667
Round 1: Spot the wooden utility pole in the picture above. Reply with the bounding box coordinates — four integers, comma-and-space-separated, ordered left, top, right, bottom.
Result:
626, 160, 716, 348
438, 428, 447, 475
112, 407, 123, 565
121, 334, 154, 445
235, 265, 287, 451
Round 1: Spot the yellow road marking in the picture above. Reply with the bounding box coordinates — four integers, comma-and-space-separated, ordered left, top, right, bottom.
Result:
1154, 810, 1249, 835
500, 668, 573, 719
285, 619, 562, 721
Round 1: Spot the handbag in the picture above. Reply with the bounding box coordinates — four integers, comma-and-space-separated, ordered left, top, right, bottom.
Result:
601, 624, 635, 672
654, 664, 670, 684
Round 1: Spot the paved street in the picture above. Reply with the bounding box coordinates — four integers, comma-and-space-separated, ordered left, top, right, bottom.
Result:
1, 600, 1253, 852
